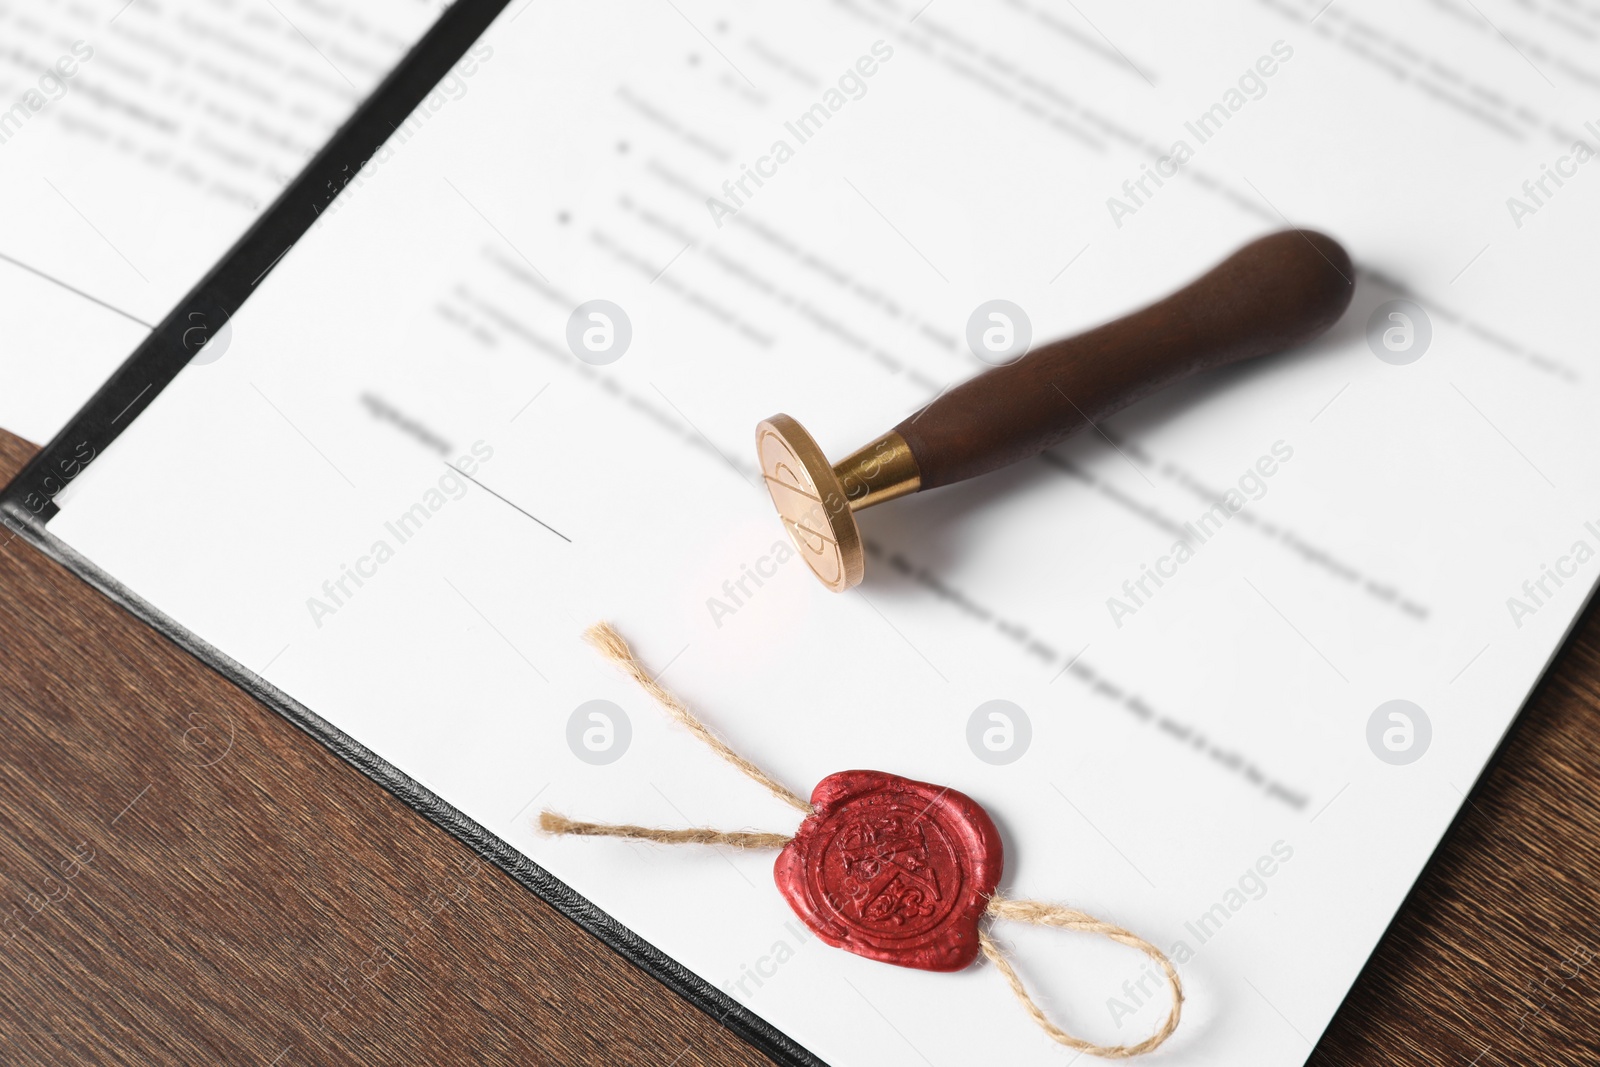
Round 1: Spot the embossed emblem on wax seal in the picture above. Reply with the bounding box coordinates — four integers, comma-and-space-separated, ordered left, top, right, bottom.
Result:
773, 770, 1004, 972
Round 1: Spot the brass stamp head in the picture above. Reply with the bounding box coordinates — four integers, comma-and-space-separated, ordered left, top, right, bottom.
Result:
756, 414, 863, 592
756, 415, 922, 592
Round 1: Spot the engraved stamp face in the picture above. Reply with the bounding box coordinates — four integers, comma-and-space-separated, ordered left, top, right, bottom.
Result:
758, 429, 838, 582
755, 416, 862, 592
774, 770, 1004, 972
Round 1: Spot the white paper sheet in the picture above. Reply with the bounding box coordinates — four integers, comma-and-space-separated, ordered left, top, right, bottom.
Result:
0, 0, 444, 443
45, 1, 1600, 1063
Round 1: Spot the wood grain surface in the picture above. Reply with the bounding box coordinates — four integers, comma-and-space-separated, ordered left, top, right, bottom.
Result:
0, 425, 1595, 1065
0, 427, 769, 1066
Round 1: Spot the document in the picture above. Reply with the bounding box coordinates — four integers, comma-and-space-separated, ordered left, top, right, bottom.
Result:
41, 1, 1600, 1063
0, 0, 443, 442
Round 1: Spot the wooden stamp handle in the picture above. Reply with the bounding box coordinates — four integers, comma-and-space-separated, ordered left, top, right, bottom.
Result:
894, 230, 1354, 490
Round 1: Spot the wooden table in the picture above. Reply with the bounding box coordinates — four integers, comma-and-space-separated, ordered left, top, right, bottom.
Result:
1, 425, 1594, 1065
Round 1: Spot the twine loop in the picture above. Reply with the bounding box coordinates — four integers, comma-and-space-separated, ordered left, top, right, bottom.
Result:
980, 895, 1183, 1058
540, 623, 1182, 1058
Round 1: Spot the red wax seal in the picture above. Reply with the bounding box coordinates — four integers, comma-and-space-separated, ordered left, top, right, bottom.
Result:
773, 770, 1003, 972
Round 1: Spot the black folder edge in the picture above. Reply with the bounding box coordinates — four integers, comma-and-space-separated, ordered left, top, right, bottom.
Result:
0, 3, 821, 1064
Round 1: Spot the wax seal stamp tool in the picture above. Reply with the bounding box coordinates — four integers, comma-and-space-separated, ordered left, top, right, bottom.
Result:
756, 229, 1353, 590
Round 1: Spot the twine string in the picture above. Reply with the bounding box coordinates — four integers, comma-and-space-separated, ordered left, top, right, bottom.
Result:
583, 622, 812, 815
980, 895, 1183, 1059
537, 811, 793, 850
540, 622, 1182, 1058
